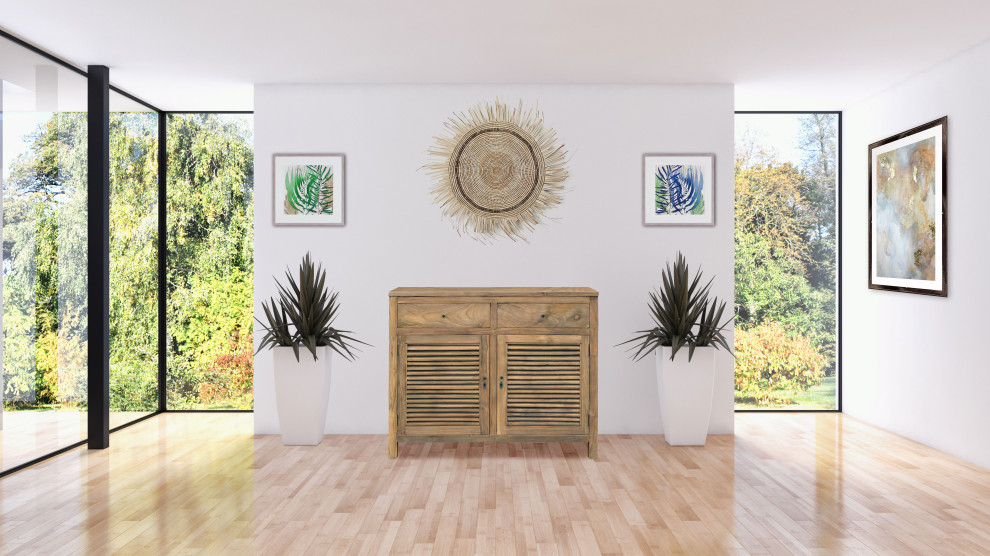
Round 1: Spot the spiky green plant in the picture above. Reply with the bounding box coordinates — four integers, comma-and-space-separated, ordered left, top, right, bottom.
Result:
620, 252, 733, 362
256, 252, 367, 362
257, 296, 293, 351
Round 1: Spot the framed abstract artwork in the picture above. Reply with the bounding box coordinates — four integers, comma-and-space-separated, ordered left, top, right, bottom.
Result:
868, 117, 947, 296
643, 153, 714, 225
272, 153, 345, 226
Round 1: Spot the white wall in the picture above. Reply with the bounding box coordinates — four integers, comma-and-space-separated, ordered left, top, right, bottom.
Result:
253, 84, 735, 436
843, 40, 990, 469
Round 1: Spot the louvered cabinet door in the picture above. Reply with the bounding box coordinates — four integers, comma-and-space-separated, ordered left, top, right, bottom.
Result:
497, 335, 589, 435
399, 335, 489, 436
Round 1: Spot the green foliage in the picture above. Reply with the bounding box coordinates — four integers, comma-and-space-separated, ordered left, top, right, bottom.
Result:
735, 158, 809, 265
3, 113, 89, 406
734, 322, 826, 406
621, 252, 732, 362
109, 113, 160, 411
733, 114, 838, 407
798, 114, 838, 291
3, 112, 255, 412
166, 114, 254, 409
257, 253, 366, 362
2, 279, 37, 404
733, 165, 836, 376
172, 270, 254, 367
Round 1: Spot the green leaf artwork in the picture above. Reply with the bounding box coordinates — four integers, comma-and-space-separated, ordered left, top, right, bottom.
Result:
283, 164, 334, 215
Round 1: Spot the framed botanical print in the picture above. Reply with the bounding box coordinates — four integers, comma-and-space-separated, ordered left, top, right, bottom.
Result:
273, 153, 345, 226
643, 153, 714, 225
868, 117, 947, 296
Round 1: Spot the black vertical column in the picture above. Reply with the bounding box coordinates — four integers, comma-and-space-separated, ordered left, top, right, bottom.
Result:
88, 65, 110, 449
836, 113, 843, 412
157, 113, 167, 412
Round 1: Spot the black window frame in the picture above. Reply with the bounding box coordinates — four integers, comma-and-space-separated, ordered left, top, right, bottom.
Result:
733, 110, 842, 414
0, 28, 253, 478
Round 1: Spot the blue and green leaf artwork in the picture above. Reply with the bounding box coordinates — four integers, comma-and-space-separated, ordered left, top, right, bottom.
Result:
283, 164, 334, 215
655, 164, 705, 215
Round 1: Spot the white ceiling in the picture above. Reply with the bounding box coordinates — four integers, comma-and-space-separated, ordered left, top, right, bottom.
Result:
2, 0, 989, 111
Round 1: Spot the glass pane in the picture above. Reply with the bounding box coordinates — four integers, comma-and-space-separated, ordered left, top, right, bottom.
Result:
734, 113, 838, 410
166, 114, 254, 410
109, 93, 158, 427
1, 36, 88, 471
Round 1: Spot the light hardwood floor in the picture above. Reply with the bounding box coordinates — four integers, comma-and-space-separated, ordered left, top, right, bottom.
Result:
1, 413, 989, 554
0, 410, 152, 473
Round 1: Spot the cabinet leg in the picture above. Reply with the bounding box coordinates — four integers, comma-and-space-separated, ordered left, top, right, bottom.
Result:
588, 439, 597, 459
388, 440, 398, 458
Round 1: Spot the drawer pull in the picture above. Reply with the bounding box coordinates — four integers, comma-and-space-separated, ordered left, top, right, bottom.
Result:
397, 303, 490, 328
497, 303, 588, 328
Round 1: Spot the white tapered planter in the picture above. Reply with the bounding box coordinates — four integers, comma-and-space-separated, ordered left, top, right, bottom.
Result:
656, 346, 715, 446
273, 346, 332, 446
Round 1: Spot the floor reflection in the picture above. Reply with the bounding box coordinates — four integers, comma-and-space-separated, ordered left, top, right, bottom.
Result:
102, 414, 256, 553
0, 411, 153, 474
733, 413, 848, 553
0, 411, 87, 473
3, 413, 990, 553
85, 449, 110, 554
815, 413, 843, 551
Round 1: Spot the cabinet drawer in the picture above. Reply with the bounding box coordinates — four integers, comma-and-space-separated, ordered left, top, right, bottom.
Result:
497, 303, 589, 328
397, 303, 491, 328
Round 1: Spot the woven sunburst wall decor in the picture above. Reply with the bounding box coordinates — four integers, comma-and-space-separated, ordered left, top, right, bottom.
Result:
425, 99, 569, 242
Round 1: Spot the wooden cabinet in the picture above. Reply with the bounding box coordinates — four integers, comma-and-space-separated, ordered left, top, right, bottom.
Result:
399, 334, 489, 436
389, 288, 598, 458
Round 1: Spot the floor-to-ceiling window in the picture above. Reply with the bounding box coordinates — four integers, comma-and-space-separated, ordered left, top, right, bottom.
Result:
165, 113, 254, 410
1, 35, 89, 472
0, 31, 256, 475
109, 94, 159, 427
734, 112, 839, 410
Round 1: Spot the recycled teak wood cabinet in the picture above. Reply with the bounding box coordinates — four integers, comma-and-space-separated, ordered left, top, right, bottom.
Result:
388, 287, 599, 458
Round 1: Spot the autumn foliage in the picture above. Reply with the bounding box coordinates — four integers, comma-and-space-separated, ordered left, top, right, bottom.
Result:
734, 114, 837, 408
734, 322, 826, 406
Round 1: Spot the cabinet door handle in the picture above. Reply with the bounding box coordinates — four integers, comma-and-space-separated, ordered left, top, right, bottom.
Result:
499, 376, 504, 389
482, 377, 487, 389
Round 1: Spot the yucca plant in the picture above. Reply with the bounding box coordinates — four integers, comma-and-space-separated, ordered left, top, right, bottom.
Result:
256, 252, 367, 362
620, 252, 732, 362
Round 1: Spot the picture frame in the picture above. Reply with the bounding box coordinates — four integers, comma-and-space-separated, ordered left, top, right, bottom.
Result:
868, 117, 947, 297
643, 153, 715, 226
272, 153, 345, 226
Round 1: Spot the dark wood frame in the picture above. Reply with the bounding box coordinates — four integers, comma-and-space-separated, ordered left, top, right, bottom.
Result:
868, 116, 947, 297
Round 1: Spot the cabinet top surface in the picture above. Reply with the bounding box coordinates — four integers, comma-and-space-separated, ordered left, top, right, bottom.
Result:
389, 287, 598, 298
